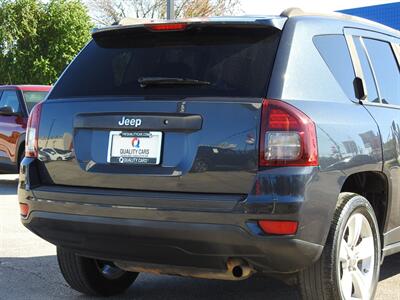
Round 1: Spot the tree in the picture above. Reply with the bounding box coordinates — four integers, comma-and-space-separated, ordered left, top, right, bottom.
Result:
177, 0, 240, 18
85, 0, 241, 26
0, 0, 92, 84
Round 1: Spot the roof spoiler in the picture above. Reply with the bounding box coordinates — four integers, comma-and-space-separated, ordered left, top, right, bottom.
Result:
92, 17, 287, 37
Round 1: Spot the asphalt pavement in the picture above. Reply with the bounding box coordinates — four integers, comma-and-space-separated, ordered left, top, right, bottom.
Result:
1, 174, 400, 299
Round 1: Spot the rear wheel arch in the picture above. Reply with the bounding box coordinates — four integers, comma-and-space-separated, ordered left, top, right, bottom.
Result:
9, 133, 26, 173
18, 142, 25, 160
16, 133, 26, 162
340, 171, 389, 236
17, 140, 25, 168
310, 171, 388, 268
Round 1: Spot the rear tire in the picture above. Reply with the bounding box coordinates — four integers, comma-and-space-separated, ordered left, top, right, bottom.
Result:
298, 193, 381, 300
57, 247, 138, 296
17, 147, 25, 173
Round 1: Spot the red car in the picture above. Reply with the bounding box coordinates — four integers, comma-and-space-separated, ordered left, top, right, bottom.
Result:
0, 85, 51, 173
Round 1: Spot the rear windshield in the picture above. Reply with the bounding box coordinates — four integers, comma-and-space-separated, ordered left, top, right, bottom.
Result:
49, 26, 280, 99
23, 91, 49, 112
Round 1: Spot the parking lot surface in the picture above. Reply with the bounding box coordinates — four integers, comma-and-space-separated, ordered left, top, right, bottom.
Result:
1, 174, 400, 300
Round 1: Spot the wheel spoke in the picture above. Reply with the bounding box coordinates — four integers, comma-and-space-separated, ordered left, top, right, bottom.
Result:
352, 269, 370, 299
340, 240, 351, 262
355, 236, 374, 261
348, 214, 363, 247
341, 269, 353, 299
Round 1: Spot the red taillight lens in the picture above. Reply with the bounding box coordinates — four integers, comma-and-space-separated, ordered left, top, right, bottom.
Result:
259, 99, 318, 167
19, 203, 30, 218
268, 107, 300, 130
258, 220, 298, 235
25, 102, 43, 158
147, 23, 187, 31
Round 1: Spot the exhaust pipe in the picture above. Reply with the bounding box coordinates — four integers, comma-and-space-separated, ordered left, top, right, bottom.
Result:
115, 258, 254, 281
226, 258, 253, 279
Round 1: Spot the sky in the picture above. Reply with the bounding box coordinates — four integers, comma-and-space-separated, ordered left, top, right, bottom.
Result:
241, 0, 399, 14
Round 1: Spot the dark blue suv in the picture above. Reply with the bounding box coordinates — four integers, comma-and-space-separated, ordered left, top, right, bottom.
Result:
18, 8, 400, 300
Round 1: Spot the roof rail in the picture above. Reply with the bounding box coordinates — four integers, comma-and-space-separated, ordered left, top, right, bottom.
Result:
280, 7, 304, 18
279, 7, 399, 35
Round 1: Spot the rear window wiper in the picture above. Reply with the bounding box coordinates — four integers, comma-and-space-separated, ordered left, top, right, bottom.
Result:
138, 77, 211, 88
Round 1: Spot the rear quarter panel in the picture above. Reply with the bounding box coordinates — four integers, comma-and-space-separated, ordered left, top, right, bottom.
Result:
267, 16, 383, 245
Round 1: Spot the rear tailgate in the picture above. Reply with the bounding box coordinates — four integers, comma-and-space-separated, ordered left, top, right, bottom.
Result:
36, 22, 282, 194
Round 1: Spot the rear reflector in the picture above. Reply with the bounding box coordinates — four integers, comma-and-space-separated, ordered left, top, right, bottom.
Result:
258, 220, 298, 235
19, 203, 30, 218
147, 23, 187, 31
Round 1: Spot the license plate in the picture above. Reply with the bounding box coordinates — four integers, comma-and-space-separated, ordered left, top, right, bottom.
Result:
107, 131, 162, 165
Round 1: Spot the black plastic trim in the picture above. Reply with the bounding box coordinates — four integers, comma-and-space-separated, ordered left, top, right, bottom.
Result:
74, 112, 202, 132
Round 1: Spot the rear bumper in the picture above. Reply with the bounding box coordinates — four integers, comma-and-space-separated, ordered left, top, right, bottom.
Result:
19, 184, 323, 274
18, 158, 336, 274
24, 210, 322, 274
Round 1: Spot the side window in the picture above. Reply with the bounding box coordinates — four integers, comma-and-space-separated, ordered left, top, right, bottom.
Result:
0, 90, 21, 113
313, 35, 356, 100
363, 38, 400, 105
352, 36, 380, 103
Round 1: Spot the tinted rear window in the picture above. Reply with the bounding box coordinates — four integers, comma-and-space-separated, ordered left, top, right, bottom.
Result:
313, 35, 356, 100
49, 26, 280, 99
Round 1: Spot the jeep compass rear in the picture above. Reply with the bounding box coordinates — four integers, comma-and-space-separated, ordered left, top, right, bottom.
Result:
19, 10, 400, 300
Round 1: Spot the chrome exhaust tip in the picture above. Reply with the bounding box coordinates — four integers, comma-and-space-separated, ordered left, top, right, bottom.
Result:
226, 258, 253, 279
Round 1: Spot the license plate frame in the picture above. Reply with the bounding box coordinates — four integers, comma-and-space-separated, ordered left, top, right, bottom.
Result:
107, 131, 162, 165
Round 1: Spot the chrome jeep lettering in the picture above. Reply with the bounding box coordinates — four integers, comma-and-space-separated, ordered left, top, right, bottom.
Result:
118, 117, 142, 127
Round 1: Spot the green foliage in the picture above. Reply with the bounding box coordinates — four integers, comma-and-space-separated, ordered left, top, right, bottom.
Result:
0, 0, 92, 84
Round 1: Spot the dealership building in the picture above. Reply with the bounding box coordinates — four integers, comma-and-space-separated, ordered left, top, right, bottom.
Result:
339, 2, 400, 30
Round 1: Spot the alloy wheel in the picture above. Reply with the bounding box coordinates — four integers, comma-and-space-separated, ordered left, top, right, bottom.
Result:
338, 213, 375, 300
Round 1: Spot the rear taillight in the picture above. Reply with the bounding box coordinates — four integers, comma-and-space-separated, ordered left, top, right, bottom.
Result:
259, 99, 318, 167
25, 102, 43, 158
146, 23, 188, 31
